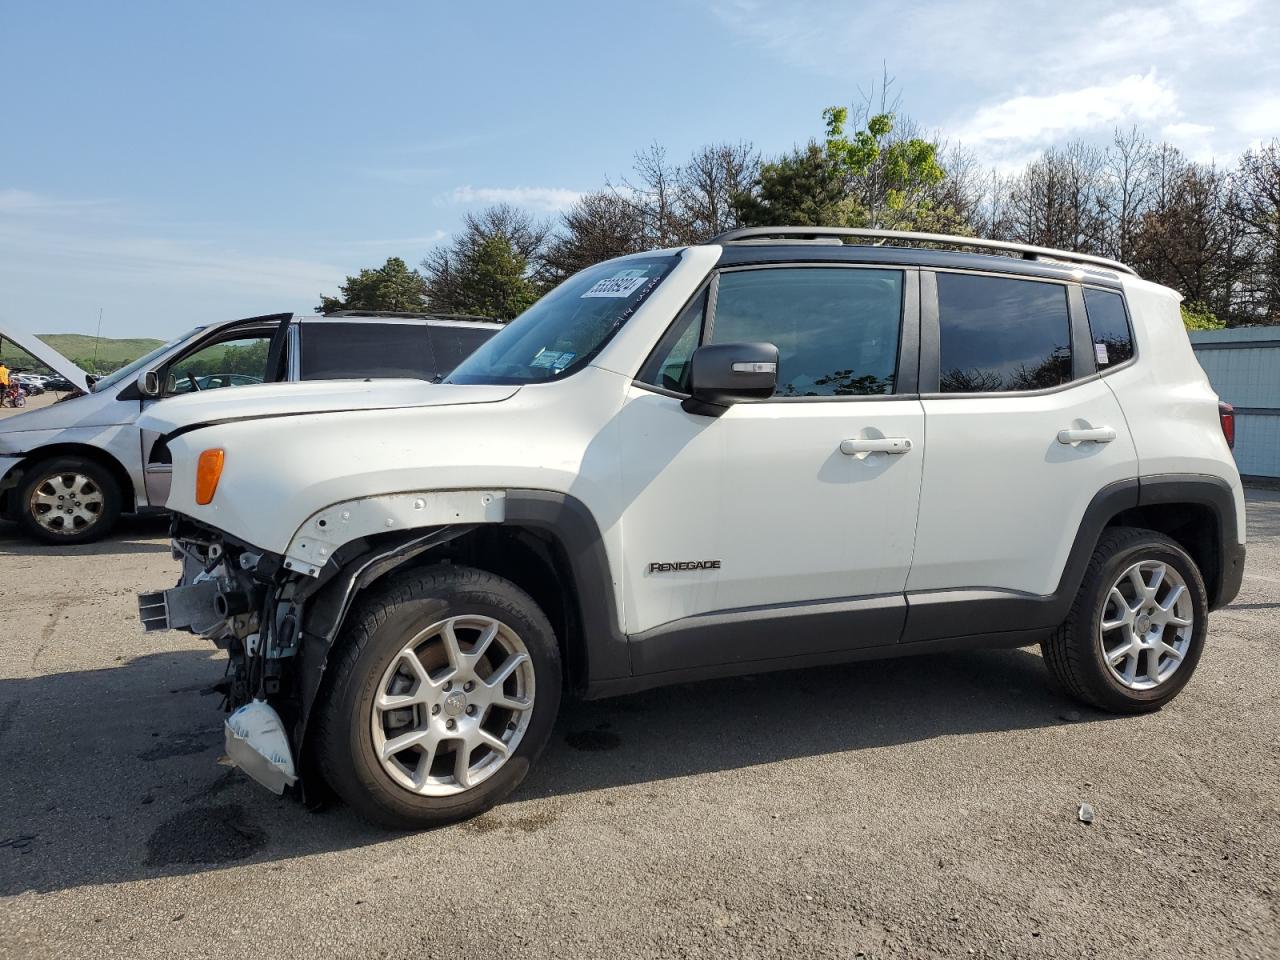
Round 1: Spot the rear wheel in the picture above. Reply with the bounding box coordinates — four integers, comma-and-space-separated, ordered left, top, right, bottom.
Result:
1043, 527, 1207, 713
17, 456, 122, 544
313, 564, 561, 829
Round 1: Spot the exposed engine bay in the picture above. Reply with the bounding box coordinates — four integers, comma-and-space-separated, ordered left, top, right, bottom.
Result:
138, 518, 305, 793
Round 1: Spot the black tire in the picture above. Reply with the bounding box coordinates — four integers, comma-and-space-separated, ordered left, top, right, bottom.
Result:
312, 564, 562, 829
16, 456, 123, 545
1042, 527, 1208, 713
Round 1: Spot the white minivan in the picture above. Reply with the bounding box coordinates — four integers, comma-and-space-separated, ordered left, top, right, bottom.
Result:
0, 312, 499, 543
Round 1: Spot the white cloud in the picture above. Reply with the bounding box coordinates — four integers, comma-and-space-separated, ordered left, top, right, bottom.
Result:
447, 185, 583, 212
0, 189, 347, 333
953, 71, 1178, 151
1162, 122, 1214, 138
1179, 0, 1253, 25
1232, 94, 1280, 138
712, 1, 1279, 165
0, 188, 116, 215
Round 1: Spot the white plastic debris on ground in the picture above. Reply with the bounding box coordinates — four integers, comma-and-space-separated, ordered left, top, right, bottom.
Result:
225, 699, 298, 795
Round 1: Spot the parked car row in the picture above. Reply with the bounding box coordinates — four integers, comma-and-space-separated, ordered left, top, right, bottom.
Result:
0, 312, 502, 542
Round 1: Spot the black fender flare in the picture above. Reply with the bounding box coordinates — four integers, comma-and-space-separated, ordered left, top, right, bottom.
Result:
290, 489, 627, 754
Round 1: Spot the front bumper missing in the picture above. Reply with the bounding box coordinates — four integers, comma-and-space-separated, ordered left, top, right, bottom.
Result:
138, 580, 226, 634
225, 700, 298, 795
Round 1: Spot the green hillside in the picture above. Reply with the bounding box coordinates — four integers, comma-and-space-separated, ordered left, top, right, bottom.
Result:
0, 333, 165, 375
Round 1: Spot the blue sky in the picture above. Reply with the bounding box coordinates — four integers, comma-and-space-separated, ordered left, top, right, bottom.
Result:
2, 0, 1277, 339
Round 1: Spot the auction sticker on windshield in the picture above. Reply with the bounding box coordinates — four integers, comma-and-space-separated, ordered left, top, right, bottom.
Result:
581, 269, 652, 298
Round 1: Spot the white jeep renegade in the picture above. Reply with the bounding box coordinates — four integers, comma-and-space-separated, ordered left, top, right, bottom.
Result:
138, 227, 1246, 829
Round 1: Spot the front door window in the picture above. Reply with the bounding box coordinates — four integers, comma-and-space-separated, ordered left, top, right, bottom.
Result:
167, 335, 274, 395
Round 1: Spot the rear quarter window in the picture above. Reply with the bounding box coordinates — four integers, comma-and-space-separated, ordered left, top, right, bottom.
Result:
1083, 288, 1135, 367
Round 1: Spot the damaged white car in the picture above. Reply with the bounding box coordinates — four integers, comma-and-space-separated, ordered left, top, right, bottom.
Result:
138, 229, 1244, 830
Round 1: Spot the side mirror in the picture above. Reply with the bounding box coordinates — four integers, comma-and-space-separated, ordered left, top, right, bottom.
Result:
682, 342, 778, 416
138, 369, 161, 397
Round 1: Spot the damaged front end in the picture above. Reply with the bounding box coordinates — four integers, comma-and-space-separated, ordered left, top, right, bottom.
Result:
139, 514, 474, 799
139, 520, 305, 795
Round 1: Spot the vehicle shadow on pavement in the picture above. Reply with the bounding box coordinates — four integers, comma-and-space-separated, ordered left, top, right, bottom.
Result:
0, 516, 170, 556
0, 643, 1104, 897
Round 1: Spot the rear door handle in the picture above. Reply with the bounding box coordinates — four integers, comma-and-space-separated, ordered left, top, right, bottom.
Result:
840, 437, 913, 455
1057, 426, 1117, 444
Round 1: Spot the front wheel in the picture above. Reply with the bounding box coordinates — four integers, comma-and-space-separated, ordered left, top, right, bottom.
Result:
17, 456, 122, 544
1042, 527, 1208, 713
312, 564, 562, 829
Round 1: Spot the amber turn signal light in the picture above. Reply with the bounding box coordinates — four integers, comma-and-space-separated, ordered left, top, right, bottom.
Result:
195, 448, 225, 505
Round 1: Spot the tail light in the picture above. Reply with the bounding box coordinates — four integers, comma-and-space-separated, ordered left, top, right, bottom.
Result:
1218, 402, 1235, 450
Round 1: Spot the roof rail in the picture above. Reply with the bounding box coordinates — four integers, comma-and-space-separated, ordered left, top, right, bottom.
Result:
709, 227, 1138, 277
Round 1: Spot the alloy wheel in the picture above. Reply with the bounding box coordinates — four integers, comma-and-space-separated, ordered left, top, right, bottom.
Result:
1098, 560, 1194, 691
370, 615, 535, 797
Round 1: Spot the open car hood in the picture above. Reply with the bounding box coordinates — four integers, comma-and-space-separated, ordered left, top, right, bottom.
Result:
0, 321, 91, 392
137, 378, 519, 434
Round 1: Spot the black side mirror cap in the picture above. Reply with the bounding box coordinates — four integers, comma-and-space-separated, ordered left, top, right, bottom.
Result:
681, 341, 779, 416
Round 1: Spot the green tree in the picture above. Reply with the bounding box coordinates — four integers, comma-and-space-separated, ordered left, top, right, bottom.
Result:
1181, 301, 1226, 331
732, 106, 945, 229
422, 206, 546, 320
453, 235, 540, 320
317, 256, 429, 314
732, 141, 855, 227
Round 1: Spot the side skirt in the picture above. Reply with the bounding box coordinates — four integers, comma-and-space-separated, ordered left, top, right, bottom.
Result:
586, 623, 1046, 699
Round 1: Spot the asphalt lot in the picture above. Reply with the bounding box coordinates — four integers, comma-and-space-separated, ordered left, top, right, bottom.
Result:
0, 493, 1277, 960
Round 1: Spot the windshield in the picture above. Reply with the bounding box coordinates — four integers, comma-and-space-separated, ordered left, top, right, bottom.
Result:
91, 329, 200, 393
447, 256, 677, 385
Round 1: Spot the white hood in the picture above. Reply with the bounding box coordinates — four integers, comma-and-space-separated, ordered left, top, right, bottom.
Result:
0, 322, 91, 392
138, 378, 519, 434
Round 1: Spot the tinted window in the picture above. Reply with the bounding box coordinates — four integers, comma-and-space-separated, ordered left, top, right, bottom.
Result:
1083, 288, 1134, 367
937, 274, 1071, 393
710, 268, 903, 397
430, 326, 498, 376
300, 322, 437, 380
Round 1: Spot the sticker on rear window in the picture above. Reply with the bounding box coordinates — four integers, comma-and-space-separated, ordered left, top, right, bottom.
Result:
1094, 342, 1110, 365
581, 269, 651, 298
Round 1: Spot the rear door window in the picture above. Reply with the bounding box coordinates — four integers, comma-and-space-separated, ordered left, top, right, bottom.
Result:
300, 322, 438, 381
1083, 288, 1135, 367
936, 273, 1072, 393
